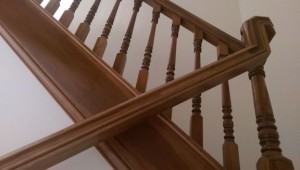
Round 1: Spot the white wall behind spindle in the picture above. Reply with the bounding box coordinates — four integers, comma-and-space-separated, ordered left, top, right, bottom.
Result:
0, 0, 299, 169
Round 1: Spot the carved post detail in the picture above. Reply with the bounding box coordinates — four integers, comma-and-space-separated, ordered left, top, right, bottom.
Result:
45, 0, 61, 15
218, 43, 240, 170
136, 5, 161, 93
75, 0, 102, 42
93, 0, 122, 58
113, 0, 143, 75
242, 17, 294, 170
163, 15, 180, 119
189, 29, 203, 147
59, 0, 82, 28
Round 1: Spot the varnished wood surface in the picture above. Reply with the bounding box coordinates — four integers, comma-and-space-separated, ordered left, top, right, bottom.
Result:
190, 29, 203, 146
218, 43, 240, 170
136, 5, 161, 93
59, 0, 82, 28
45, 0, 60, 15
0, 0, 224, 169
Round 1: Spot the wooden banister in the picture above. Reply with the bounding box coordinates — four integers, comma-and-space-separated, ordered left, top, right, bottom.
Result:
0, 41, 265, 169
1, 0, 294, 169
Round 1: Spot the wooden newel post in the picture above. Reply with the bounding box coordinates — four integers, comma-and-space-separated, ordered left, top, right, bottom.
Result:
242, 17, 294, 170
249, 67, 294, 170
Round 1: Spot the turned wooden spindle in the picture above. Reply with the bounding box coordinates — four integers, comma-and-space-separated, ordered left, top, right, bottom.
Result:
35, 0, 43, 4
59, 0, 82, 28
189, 29, 203, 147
163, 16, 180, 119
75, 0, 102, 42
113, 0, 143, 75
248, 66, 294, 170
45, 0, 61, 15
93, 0, 122, 58
218, 43, 240, 170
135, 5, 161, 93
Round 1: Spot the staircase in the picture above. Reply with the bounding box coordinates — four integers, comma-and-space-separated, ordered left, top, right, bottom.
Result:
0, 0, 294, 169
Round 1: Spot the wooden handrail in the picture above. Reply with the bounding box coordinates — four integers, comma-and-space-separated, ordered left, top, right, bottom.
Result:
0, 45, 257, 169
0, 14, 275, 166
1, 0, 293, 169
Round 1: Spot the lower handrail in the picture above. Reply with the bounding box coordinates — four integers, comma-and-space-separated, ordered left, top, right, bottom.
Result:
0, 41, 269, 169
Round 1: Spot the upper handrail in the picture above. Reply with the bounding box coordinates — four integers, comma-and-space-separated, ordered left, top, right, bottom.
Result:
143, 0, 245, 52
0, 13, 275, 168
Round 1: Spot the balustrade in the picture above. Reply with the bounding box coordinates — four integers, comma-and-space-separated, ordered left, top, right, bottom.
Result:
0, 0, 294, 169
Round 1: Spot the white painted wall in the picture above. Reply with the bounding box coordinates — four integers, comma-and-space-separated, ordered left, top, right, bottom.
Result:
0, 0, 299, 169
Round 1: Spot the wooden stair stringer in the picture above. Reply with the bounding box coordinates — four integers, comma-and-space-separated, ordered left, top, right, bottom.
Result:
0, 0, 223, 169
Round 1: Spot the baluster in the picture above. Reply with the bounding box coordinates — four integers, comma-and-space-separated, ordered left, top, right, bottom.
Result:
93, 0, 122, 58
135, 5, 161, 93
35, 0, 43, 4
218, 43, 240, 170
59, 0, 82, 28
75, 0, 102, 42
45, 0, 61, 15
163, 16, 180, 119
189, 29, 203, 147
113, 0, 143, 75
248, 66, 294, 170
